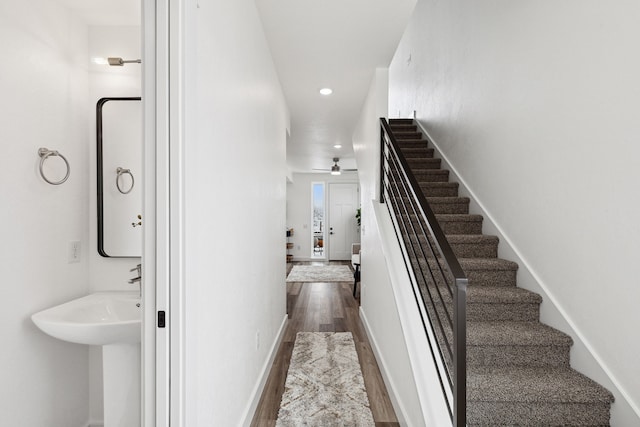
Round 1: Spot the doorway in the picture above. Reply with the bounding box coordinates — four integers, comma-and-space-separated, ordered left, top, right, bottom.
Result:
328, 183, 359, 260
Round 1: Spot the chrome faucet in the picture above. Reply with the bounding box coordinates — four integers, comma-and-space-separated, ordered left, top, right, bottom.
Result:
128, 264, 142, 296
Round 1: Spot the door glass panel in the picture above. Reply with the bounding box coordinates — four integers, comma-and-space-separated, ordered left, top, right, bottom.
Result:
311, 182, 325, 258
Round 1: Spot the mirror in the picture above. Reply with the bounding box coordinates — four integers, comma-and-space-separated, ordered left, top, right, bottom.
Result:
97, 97, 142, 257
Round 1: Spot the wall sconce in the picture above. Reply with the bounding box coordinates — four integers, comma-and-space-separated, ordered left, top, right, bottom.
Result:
93, 57, 142, 66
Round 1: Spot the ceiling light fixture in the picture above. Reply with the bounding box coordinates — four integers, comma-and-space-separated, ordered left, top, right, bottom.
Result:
333, 144, 342, 149
319, 88, 333, 95
330, 157, 341, 175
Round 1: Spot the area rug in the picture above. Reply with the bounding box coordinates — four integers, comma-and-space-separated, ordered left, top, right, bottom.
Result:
286, 265, 353, 282
276, 332, 375, 427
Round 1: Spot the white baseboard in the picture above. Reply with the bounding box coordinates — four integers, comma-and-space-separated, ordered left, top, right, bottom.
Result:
240, 314, 288, 427
359, 308, 410, 427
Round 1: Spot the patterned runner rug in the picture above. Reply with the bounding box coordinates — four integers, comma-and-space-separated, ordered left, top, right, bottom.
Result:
276, 332, 375, 426
286, 265, 353, 282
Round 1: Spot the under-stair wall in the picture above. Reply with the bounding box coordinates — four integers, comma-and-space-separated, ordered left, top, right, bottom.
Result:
387, 0, 640, 424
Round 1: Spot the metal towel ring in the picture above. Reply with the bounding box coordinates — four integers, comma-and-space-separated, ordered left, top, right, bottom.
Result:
116, 167, 135, 194
38, 147, 70, 185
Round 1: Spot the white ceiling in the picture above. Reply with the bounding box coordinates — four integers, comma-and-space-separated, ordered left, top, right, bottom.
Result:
255, 0, 417, 172
58, 0, 140, 26
58, 0, 416, 173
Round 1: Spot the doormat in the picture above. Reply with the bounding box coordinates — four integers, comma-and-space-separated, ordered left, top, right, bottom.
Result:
276, 332, 375, 427
285, 265, 353, 282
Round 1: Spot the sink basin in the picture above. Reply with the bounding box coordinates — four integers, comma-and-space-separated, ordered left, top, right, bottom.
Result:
32, 291, 141, 345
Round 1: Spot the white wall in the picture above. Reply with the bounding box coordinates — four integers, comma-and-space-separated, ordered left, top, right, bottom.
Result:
286, 172, 360, 261
352, 69, 440, 426
389, 0, 640, 424
0, 2, 91, 426
87, 25, 142, 424
182, 1, 289, 425
89, 25, 142, 292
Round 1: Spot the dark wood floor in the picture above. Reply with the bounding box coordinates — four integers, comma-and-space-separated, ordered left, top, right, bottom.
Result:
250, 261, 400, 427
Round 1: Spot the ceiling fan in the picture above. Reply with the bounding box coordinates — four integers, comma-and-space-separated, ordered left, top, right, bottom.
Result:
313, 157, 357, 175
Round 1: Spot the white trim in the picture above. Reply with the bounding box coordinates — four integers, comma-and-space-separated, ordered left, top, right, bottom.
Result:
359, 308, 410, 427
415, 119, 640, 422
240, 315, 289, 427
371, 201, 450, 426
142, 0, 160, 426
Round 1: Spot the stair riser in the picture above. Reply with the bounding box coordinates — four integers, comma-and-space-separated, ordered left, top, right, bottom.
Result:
429, 298, 540, 322
436, 218, 483, 235
397, 141, 429, 150
466, 269, 517, 287
393, 132, 422, 139
406, 158, 441, 169
427, 199, 469, 214
393, 170, 450, 182
396, 214, 483, 235
389, 119, 414, 125
394, 169, 449, 184
408, 234, 497, 258
419, 184, 459, 197
390, 125, 417, 133
467, 303, 539, 322
400, 148, 434, 158
415, 259, 517, 287
450, 242, 497, 258
468, 345, 571, 368
467, 402, 612, 426
391, 197, 470, 214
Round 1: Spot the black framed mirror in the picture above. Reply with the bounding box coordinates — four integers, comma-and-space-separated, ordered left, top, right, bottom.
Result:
97, 97, 142, 257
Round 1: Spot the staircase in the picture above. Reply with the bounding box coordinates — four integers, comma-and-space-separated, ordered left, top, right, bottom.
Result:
386, 118, 614, 426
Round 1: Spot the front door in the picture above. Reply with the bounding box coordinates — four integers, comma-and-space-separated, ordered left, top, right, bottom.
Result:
328, 183, 359, 260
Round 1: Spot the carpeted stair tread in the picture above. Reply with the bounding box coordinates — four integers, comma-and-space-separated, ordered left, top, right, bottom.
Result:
393, 131, 422, 139
408, 233, 498, 258
466, 287, 541, 322
467, 286, 541, 304
425, 196, 469, 214
467, 321, 572, 347
418, 182, 459, 197
467, 366, 614, 404
390, 124, 417, 132
397, 139, 429, 149
399, 147, 435, 158
460, 258, 518, 287
406, 158, 442, 169
389, 118, 414, 125
459, 257, 518, 272
414, 257, 518, 287
386, 119, 613, 425
436, 214, 484, 234
410, 169, 450, 182
466, 322, 572, 368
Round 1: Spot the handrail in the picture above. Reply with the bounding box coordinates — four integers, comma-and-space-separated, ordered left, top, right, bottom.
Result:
379, 117, 467, 427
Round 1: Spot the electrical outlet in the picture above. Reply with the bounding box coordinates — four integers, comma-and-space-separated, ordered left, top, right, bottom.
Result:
68, 241, 81, 263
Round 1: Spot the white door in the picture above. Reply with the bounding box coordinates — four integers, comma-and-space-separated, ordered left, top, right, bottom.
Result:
329, 183, 359, 260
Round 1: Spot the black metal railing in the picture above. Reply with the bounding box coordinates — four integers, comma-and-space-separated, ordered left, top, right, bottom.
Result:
380, 118, 467, 426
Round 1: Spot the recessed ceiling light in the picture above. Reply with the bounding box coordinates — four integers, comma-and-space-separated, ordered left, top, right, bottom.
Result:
319, 88, 333, 95
334, 144, 342, 149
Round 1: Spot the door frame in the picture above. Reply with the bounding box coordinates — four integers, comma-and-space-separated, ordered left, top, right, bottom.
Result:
143, 0, 189, 425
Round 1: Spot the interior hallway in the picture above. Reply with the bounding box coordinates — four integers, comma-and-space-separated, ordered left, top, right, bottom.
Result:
251, 261, 399, 426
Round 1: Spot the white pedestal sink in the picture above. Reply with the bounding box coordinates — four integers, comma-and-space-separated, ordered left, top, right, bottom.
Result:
32, 291, 141, 427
